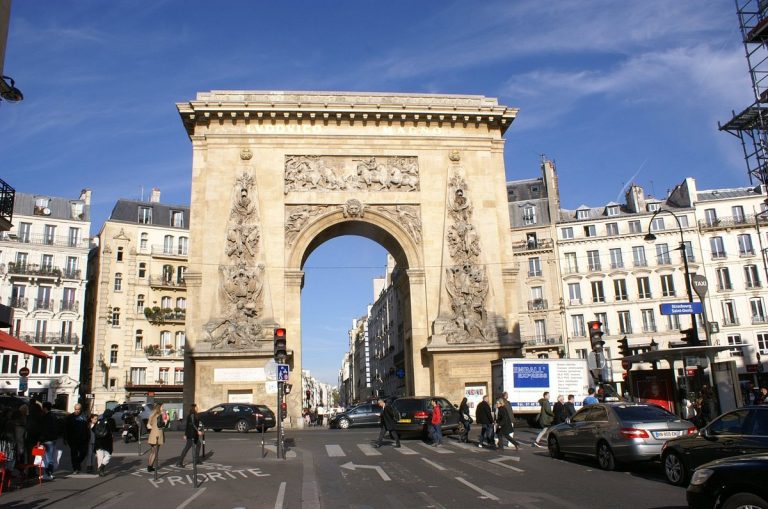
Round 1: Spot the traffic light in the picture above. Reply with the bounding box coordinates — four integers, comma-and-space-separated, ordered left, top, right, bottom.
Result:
284, 383, 292, 395
618, 336, 630, 357
588, 321, 604, 351
681, 327, 700, 346
274, 327, 287, 360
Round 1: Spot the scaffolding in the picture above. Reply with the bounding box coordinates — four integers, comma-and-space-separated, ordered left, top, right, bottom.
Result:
720, 0, 768, 197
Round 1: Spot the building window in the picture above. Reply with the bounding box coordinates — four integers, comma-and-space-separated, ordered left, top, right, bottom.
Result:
176, 297, 186, 309
35, 319, 47, 340
575, 348, 588, 359
1, 354, 19, 374
606, 222, 619, 236
138, 262, 146, 278
745, 265, 761, 288
641, 309, 657, 332
561, 227, 573, 239
131, 367, 146, 385
171, 210, 184, 228
528, 257, 542, 277
683, 241, 695, 262
137, 294, 145, 313
568, 283, 582, 305
738, 234, 755, 256
678, 215, 689, 228
587, 250, 601, 271
595, 312, 608, 334
174, 368, 184, 384
606, 206, 619, 217
716, 267, 732, 291
591, 281, 605, 303
114, 273, 122, 291
533, 320, 546, 340
667, 314, 681, 331
584, 225, 596, 237
564, 252, 578, 274
65, 256, 78, 278
571, 315, 586, 337
175, 331, 186, 350
140, 232, 148, 250
139, 207, 152, 224
164, 235, 174, 254
650, 217, 665, 232
576, 209, 589, 220
18, 222, 31, 243
163, 265, 173, 282
632, 246, 647, 267
177, 266, 186, 284
53, 354, 70, 374
637, 277, 652, 299
41, 254, 53, 271
609, 248, 623, 269
111, 307, 120, 327
660, 274, 676, 297
116, 247, 124, 262
656, 243, 671, 265
110, 344, 118, 365
704, 208, 718, 226
159, 368, 170, 384
757, 333, 768, 354
710, 237, 726, 259
135, 329, 143, 350
161, 296, 171, 308
522, 205, 536, 225
160, 330, 171, 350
722, 300, 738, 326
727, 334, 744, 357
647, 203, 660, 212
614, 279, 628, 301
750, 298, 767, 324
628, 220, 641, 234
732, 205, 745, 223
178, 237, 188, 256
109, 378, 117, 389
618, 311, 632, 334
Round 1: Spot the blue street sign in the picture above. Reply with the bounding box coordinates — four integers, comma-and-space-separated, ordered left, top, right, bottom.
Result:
660, 302, 703, 315
395, 368, 405, 379
277, 364, 290, 381
19, 376, 28, 392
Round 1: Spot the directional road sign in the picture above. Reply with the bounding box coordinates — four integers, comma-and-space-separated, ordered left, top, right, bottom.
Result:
659, 302, 703, 315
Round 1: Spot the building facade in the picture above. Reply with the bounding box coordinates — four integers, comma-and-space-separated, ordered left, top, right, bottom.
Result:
0, 190, 91, 409
84, 189, 189, 412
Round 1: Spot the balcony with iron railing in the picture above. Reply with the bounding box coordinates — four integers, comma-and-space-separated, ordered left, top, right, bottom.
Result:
642, 325, 658, 333
3, 262, 82, 280
522, 336, 563, 348
527, 299, 548, 311
9, 297, 28, 309
747, 281, 763, 289
143, 307, 186, 324
740, 248, 756, 257
512, 238, 554, 253
150, 245, 189, 259
17, 331, 79, 346
0, 231, 90, 249
148, 276, 186, 289
752, 315, 768, 325
143, 344, 185, 358
722, 317, 740, 327
698, 214, 768, 231
33, 299, 54, 311
60, 300, 80, 312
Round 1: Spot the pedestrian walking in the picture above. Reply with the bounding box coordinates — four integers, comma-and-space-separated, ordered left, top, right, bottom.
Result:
495, 398, 519, 451
147, 403, 169, 472
458, 397, 472, 443
85, 413, 98, 473
93, 410, 114, 476
565, 394, 577, 418
533, 391, 553, 447
553, 395, 567, 425
373, 399, 400, 448
317, 405, 325, 427
582, 388, 599, 407
429, 399, 443, 446
475, 395, 494, 448
175, 403, 203, 467
40, 402, 59, 480
64, 403, 90, 474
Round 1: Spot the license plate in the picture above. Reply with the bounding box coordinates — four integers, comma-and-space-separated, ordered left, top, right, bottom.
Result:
652, 431, 681, 439
399, 419, 412, 423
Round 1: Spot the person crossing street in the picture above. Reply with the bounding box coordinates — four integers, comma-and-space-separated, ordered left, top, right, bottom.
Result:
373, 399, 400, 448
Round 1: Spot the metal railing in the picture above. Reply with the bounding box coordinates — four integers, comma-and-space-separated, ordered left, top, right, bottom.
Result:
150, 245, 188, 257
6, 263, 64, 278
698, 214, 768, 231
512, 238, 554, 252
18, 332, 79, 345
148, 276, 186, 288
527, 299, 548, 311
0, 231, 90, 249
0, 178, 15, 227
9, 297, 28, 309
60, 300, 79, 312
522, 336, 563, 347
33, 299, 54, 311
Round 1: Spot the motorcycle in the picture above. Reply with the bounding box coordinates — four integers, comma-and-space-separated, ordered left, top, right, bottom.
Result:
122, 411, 140, 443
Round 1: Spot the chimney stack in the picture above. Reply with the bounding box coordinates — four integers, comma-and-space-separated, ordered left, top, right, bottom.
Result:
150, 188, 161, 203
79, 188, 92, 205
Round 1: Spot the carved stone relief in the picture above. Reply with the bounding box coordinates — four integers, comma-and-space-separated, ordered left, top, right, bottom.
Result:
285, 205, 329, 246
436, 172, 497, 344
376, 205, 422, 244
284, 155, 419, 193
204, 172, 268, 349
342, 199, 365, 218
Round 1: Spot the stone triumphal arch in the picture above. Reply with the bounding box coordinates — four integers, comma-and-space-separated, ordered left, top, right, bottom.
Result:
177, 91, 520, 426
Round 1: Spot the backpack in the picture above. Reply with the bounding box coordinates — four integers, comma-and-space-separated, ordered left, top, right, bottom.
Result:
94, 420, 110, 439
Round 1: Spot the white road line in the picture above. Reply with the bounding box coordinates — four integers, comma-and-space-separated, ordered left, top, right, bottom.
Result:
417, 442, 453, 454
444, 441, 481, 453
357, 444, 382, 456
274, 481, 286, 509
488, 456, 524, 472
176, 486, 207, 509
325, 444, 346, 457
455, 476, 500, 501
421, 458, 447, 471
393, 444, 419, 455
418, 491, 448, 509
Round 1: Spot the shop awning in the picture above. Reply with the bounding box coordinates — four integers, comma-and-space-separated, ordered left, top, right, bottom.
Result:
0, 330, 50, 358
618, 345, 734, 364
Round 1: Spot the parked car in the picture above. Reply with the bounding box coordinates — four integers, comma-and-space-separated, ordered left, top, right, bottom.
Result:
198, 403, 276, 432
686, 453, 768, 509
547, 402, 696, 470
661, 406, 768, 486
328, 403, 382, 429
108, 402, 147, 429
391, 396, 461, 437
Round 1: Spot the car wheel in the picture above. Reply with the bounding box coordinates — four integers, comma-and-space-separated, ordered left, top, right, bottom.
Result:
213, 428, 222, 432
596, 441, 616, 471
548, 435, 563, 459
236, 419, 249, 433
338, 418, 350, 429
456, 422, 465, 435
721, 492, 768, 509
663, 451, 688, 486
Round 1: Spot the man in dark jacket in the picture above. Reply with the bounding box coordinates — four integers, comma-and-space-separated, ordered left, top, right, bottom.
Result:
533, 392, 553, 447
475, 395, 494, 448
553, 395, 567, 425
94, 410, 114, 476
176, 403, 203, 466
373, 399, 400, 448
40, 402, 59, 480
64, 403, 90, 474
565, 394, 577, 418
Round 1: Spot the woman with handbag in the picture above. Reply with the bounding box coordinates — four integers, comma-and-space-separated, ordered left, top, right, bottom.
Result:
147, 403, 169, 472
458, 397, 472, 443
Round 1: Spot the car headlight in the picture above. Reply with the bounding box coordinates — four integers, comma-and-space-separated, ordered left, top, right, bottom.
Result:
689, 468, 714, 486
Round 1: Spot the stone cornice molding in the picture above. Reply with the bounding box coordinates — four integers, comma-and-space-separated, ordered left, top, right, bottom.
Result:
177, 91, 517, 137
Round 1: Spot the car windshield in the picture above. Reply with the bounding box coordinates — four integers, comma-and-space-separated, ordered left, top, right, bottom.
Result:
613, 405, 676, 421
256, 405, 271, 414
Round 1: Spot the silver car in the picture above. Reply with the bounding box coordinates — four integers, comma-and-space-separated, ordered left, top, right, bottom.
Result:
547, 403, 696, 470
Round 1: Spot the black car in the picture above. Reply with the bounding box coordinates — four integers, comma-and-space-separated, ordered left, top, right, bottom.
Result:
391, 396, 461, 436
687, 453, 768, 509
198, 403, 276, 433
329, 403, 382, 429
661, 406, 768, 486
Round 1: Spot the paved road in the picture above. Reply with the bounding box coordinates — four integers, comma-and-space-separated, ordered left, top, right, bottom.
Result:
0, 426, 688, 508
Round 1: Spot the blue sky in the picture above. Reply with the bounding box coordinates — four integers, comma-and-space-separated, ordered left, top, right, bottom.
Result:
0, 1, 754, 385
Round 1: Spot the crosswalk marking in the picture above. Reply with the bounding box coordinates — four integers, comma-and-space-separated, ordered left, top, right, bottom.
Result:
357, 444, 382, 456
417, 442, 453, 454
325, 444, 346, 457
444, 440, 481, 453
393, 444, 419, 455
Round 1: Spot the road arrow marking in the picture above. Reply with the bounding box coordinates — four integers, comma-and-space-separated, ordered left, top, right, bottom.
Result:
488, 456, 524, 472
393, 444, 419, 455
421, 458, 446, 471
340, 461, 391, 481
455, 476, 499, 501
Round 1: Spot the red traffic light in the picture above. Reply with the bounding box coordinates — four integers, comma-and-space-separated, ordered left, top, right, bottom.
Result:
589, 321, 602, 331
274, 328, 286, 338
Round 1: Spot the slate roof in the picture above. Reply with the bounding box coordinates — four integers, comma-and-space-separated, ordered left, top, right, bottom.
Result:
12, 191, 90, 222
109, 199, 190, 230
697, 185, 762, 202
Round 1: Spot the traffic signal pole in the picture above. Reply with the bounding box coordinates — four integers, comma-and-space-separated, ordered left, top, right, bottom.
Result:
276, 380, 284, 460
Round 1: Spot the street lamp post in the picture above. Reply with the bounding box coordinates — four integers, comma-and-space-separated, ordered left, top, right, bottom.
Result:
644, 209, 700, 345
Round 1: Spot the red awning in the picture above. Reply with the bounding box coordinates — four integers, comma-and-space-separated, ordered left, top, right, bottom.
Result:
0, 330, 51, 358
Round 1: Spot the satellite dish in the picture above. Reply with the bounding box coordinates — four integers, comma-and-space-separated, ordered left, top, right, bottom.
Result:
43, 207, 51, 215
